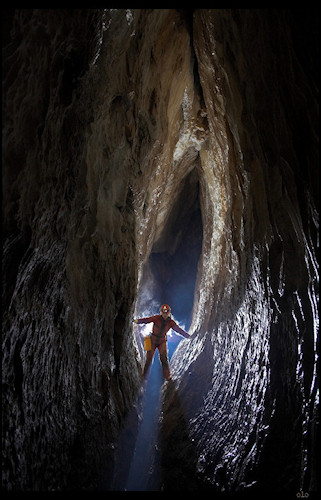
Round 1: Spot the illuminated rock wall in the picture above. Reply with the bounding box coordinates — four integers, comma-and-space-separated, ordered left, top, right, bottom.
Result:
2, 9, 318, 492
166, 10, 319, 492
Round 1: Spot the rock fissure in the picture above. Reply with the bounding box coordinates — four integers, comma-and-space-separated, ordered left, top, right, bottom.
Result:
2, 8, 318, 493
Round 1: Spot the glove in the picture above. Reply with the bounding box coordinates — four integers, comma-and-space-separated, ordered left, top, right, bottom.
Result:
133, 319, 138, 324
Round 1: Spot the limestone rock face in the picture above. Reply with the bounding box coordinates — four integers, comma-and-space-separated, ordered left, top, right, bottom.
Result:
165, 10, 319, 492
2, 9, 318, 492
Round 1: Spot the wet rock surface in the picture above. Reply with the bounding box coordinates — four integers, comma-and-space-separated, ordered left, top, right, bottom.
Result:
2, 9, 319, 493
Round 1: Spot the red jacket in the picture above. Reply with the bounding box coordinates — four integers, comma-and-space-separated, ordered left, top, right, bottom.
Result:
137, 315, 189, 342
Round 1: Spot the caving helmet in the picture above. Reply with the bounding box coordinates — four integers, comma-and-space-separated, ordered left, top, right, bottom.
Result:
160, 304, 171, 314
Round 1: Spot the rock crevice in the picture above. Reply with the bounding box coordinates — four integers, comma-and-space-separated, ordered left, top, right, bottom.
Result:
2, 8, 318, 492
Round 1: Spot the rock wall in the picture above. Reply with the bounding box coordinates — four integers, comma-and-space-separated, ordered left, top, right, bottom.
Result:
166, 9, 319, 493
2, 8, 319, 493
3, 9, 142, 490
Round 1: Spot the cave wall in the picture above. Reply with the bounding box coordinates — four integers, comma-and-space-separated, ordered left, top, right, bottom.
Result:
2, 9, 143, 490
167, 9, 319, 492
2, 8, 319, 493
2, 8, 206, 490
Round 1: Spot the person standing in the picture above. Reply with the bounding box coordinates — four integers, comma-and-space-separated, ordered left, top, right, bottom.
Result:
134, 304, 190, 381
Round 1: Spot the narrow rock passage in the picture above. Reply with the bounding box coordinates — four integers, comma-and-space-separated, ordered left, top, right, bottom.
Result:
124, 362, 163, 491
98, 364, 162, 491
2, 9, 318, 493
104, 333, 191, 491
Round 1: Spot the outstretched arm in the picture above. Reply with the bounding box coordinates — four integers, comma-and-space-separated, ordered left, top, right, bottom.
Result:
171, 321, 190, 339
133, 315, 158, 325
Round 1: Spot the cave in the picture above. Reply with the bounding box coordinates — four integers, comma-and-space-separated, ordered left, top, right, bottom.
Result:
2, 8, 319, 496
136, 164, 203, 329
